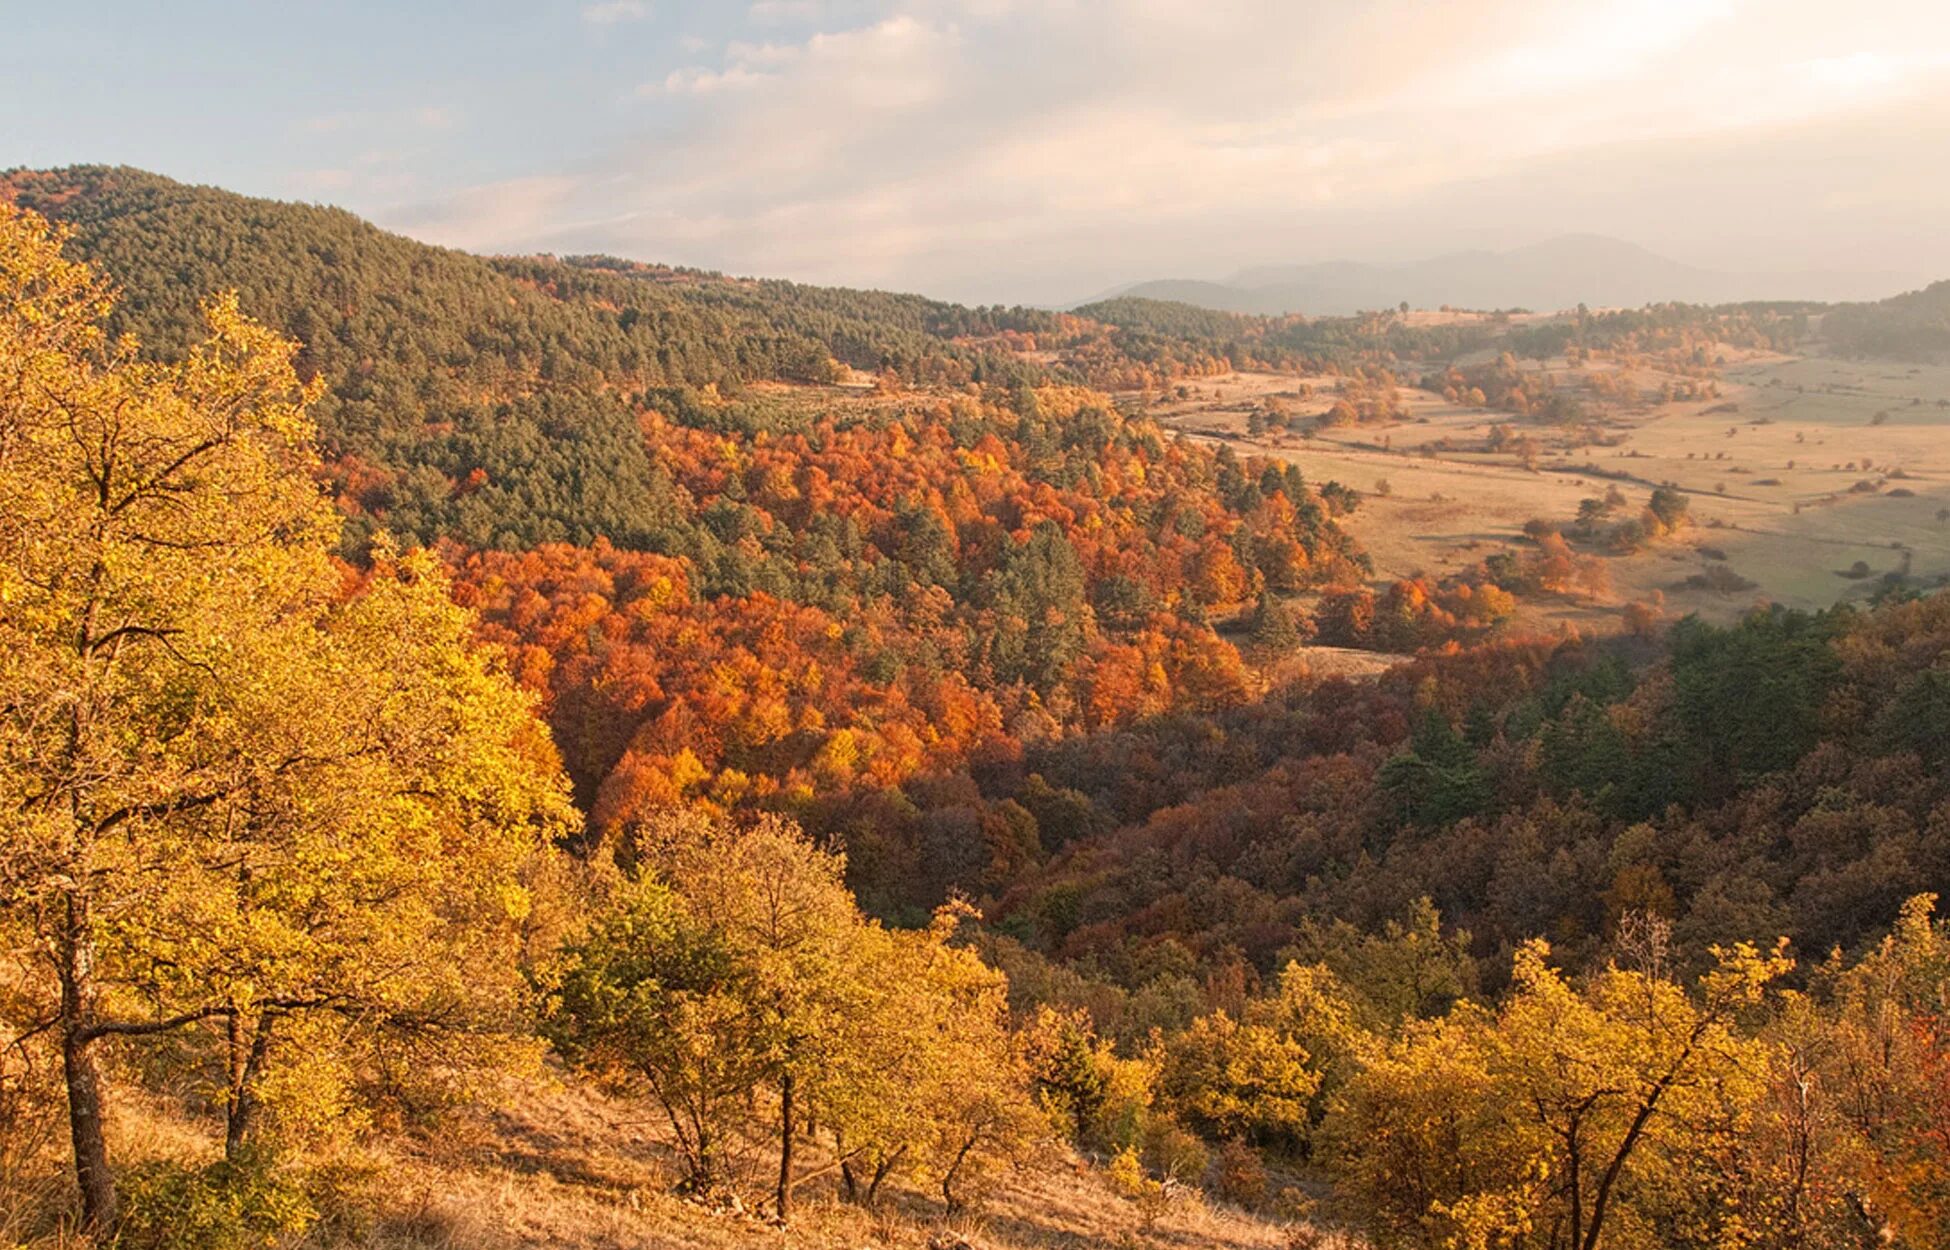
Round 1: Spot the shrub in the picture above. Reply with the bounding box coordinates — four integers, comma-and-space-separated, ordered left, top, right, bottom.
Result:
1682, 564, 1759, 594
115, 1153, 315, 1250
1143, 1120, 1210, 1186
1160, 1012, 1320, 1146
1108, 1146, 1173, 1232
1249, 591, 1315, 653
1215, 1138, 1269, 1207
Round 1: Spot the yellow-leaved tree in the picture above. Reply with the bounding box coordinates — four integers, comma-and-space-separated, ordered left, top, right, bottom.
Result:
1159, 1009, 1320, 1149
0, 205, 576, 1233
829, 901, 1043, 1215
544, 812, 1041, 1220
1799, 894, 1950, 1247
1327, 920, 1789, 1250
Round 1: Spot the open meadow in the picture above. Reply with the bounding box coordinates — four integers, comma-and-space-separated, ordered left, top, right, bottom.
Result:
1145, 343, 1950, 634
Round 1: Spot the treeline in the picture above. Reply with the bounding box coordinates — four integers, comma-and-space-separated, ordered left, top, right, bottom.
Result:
1825, 280, 1950, 360
1505, 301, 1812, 361
1075, 296, 1508, 375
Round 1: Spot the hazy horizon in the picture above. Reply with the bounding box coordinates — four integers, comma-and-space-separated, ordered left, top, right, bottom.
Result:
6, 1, 1949, 306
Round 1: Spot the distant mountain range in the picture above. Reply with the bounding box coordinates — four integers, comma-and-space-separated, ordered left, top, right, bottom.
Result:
1085, 235, 1905, 317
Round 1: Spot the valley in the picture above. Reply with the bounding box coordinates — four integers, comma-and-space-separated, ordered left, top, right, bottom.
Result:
11, 0, 1950, 1242
1143, 342, 1950, 637
2, 170, 1947, 1250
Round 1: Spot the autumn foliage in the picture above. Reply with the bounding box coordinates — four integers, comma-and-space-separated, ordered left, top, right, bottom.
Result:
5, 187, 1950, 1250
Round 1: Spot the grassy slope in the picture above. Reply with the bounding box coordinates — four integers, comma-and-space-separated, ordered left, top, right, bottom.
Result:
66, 1080, 1302, 1250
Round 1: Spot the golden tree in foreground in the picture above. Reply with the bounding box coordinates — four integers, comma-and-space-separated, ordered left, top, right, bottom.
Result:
0, 206, 575, 1234
1328, 923, 1789, 1250
543, 812, 1041, 1220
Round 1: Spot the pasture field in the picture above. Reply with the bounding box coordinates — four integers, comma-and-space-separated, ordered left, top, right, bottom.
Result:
1145, 351, 1950, 632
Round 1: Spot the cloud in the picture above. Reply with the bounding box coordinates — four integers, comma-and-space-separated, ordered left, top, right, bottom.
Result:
747, 0, 867, 24
378, 0, 1950, 303
650, 64, 777, 95
387, 175, 581, 253
1452, 0, 1741, 102
286, 160, 422, 201
581, 1, 649, 24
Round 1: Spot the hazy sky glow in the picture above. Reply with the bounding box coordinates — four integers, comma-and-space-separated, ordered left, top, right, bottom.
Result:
5, 1, 1949, 303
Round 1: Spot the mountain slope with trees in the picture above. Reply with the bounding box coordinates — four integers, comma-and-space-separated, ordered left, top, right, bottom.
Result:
0, 184, 1946, 1250
1824, 278, 1950, 360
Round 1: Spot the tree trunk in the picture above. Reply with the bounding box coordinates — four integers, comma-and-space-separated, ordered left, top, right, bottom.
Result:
693, 1116, 718, 1196
1566, 1121, 1584, 1250
868, 1148, 903, 1209
225, 1011, 275, 1161
1583, 1089, 1668, 1250
775, 1071, 796, 1219
59, 904, 118, 1234
942, 1133, 978, 1214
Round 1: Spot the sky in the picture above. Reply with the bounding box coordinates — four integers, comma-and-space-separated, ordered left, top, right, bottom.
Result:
5, 0, 1950, 305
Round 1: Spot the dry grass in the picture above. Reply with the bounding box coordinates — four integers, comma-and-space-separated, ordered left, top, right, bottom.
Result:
3, 1075, 1309, 1250
323, 1077, 1302, 1250
1148, 354, 1950, 635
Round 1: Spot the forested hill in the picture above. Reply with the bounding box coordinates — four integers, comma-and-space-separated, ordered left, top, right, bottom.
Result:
2, 165, 1058, 389
1824, 278, 1950, 360
0, 165, 1077, 548
1, 167, 1372, 919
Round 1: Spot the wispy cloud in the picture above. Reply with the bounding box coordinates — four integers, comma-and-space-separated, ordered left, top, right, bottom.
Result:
581, 1, 649, 24
377, 0, 1950, 302
649, 64, 777, 95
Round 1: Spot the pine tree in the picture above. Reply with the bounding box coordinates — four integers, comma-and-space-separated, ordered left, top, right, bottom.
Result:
1248, 590, 1310, 652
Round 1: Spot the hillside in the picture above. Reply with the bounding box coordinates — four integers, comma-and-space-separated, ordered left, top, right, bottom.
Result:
1825, 278, 1950, 360
2, 178, 1947, 1250
7, 168, 1941, 965
73, 1075, 1297, 1250
0, 165, 1381, 912
0, 166, 1074, 553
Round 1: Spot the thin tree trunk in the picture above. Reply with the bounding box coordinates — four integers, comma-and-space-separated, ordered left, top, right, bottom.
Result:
225, 1011, 275, 1161
59, 902, 118, 1233
942, 1132, 979, 1214
1566, 1121, 1583, 1250
1582, 1086, 1670, 1250
693, 1109, 717, 1196
776, 1071, 796, 1219
61, 581, 118, 1232
868, 1147, 904, 1208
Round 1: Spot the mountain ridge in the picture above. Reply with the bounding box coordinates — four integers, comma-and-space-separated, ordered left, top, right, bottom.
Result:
1089, 233, 1907, 316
